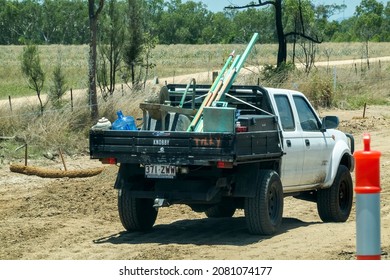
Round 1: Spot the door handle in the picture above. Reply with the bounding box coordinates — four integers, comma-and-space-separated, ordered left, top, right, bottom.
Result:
305, 139, 310, 146
286, 140, 291, 147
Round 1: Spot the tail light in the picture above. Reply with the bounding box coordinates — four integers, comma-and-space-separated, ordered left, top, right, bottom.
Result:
235, 121, 248, 132
217, 161, 233, 169
236, 126, 248, 132
100, 158, 117, 165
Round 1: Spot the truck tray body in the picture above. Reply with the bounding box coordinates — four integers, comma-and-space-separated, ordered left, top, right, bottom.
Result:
90, 127, 282, 166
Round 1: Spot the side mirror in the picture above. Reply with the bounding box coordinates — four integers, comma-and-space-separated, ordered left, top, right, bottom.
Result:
321, 116, 339, 131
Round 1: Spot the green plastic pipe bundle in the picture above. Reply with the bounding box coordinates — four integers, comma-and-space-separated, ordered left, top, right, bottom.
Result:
189, 33, 259, 132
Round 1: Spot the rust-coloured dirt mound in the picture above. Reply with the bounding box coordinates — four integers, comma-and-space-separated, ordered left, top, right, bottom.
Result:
339, 116, 389, 134
9, 164, 104, 178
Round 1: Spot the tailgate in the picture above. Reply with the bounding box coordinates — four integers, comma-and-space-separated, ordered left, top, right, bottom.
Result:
89, 130, 236, 165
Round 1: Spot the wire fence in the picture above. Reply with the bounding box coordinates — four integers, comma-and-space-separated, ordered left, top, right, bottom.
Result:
1, 60, 390, 122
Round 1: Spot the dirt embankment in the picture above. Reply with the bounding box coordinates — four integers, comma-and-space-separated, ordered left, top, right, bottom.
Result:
0, 105, 389, 260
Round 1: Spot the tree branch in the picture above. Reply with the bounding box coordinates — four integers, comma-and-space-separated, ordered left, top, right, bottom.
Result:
298, 0, 305, 35
224, 0, 275, 10
96, 0, 105, 16
285, 32, 322, 44
0, 136, 15, 141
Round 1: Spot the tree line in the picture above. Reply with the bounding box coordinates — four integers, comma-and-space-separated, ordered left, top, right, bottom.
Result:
1, 0, 390, 46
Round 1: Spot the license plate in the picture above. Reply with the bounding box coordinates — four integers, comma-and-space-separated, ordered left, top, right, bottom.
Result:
145, 164, 176, 179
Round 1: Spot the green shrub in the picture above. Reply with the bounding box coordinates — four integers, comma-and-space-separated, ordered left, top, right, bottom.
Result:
261, 62, 295, 86
49, 64, 67, 108
299, 72, 334, 109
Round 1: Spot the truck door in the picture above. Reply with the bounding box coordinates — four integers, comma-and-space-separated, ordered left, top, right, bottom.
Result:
292, 95, 334, 185
274, 94, 304, 187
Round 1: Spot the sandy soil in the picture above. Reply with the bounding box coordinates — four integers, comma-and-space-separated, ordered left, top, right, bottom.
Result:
0, 105, 389, 260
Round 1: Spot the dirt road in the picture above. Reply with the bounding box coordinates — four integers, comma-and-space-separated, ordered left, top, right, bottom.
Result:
2, 55, 390, 111
0, 105, 389, 260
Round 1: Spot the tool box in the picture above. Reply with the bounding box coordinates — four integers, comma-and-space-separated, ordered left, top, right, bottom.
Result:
237, 115, 278, 131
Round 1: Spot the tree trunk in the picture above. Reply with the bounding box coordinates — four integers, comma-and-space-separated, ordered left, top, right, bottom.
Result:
365, 40, 370, 69
37, 90, 43, 115
88, 0, 104, 121
131, 63, 135, 86
274, 0, 286, 67
225, 0, 321, 68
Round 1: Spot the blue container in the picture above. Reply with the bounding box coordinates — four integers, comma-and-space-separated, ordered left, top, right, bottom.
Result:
112, 111, 137, 130
123, 115, 137, 130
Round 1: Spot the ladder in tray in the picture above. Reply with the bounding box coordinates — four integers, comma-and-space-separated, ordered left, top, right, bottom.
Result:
187, 33, 259, 132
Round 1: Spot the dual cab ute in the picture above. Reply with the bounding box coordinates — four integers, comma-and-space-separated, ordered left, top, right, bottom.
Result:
89, 84, 354, 235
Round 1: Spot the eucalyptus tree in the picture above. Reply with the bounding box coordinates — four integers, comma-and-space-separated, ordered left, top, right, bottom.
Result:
97, 0, 126, 98
225, 0, 321, 68
380, 2, 390, 41
314, 3, 346, 41
88, 0, 105, 121
1, 0, 42, 44
354, 0, 384, 68
41, 0, 89, 44
201, 11, 235, 44
124, 0, 144, 86
157, 0, 211, 44
232, 7, 275, 43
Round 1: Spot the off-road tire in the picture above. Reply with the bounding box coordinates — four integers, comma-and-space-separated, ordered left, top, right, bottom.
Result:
245, 169, 283, 235
118, 188, 158, 231
317, 165, 353, 222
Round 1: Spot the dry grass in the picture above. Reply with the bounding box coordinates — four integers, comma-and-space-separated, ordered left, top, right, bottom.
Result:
1, 42, 390, 161
0, 45, 88, 98
0, 84, 155, 161
239, 57, 390, 109
2, 42, 390, 98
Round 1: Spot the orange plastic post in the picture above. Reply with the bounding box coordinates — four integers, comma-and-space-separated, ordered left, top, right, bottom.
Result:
353, 133, 381, 260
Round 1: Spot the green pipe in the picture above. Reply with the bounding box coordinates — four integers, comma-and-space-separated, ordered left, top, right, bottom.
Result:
209, 50, 235, 92
187, 50, 235, 131
217, 33, 259, 101
193, 54, 241, 131
235, 33, 259, 72
193, 55, 240, 131
187, 33, 259, 132
179, 78, 196, 108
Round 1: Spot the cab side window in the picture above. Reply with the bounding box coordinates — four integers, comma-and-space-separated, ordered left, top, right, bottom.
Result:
275, 95, 295, 131
293, 96, 321, 131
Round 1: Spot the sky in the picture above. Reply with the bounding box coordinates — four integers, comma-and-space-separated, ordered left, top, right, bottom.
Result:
187, 0, 388, 21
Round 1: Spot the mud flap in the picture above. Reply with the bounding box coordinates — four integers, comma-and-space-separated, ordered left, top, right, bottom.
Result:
233, 163, 260, 197
114, 163, 143, 189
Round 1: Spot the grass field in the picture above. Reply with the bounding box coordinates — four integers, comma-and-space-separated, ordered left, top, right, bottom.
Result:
2, 42, 390, 99
1, 42, 390, 159
0, 45, 89, 99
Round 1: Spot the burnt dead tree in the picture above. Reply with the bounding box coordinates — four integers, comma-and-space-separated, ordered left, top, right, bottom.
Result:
225, 0, 322, 68
88, 0, 105, 121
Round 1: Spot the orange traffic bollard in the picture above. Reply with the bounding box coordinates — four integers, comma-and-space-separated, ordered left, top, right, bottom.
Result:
353, 133, 381, 260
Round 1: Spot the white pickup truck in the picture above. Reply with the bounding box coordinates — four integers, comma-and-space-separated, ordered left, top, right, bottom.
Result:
89, 84, 355, 235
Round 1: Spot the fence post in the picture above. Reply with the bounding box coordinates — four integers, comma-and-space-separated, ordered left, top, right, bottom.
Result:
8, 95, 12, 112
212, 71, 218, 82
70, 88, 73, 112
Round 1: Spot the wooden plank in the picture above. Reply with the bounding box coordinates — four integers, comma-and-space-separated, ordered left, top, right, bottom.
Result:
187, 51, 235, 131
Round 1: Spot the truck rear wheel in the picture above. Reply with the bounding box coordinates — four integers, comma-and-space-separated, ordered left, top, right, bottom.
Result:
245, 170, 283, 235
317, 165, 353, 222
118, 188, 158, 231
